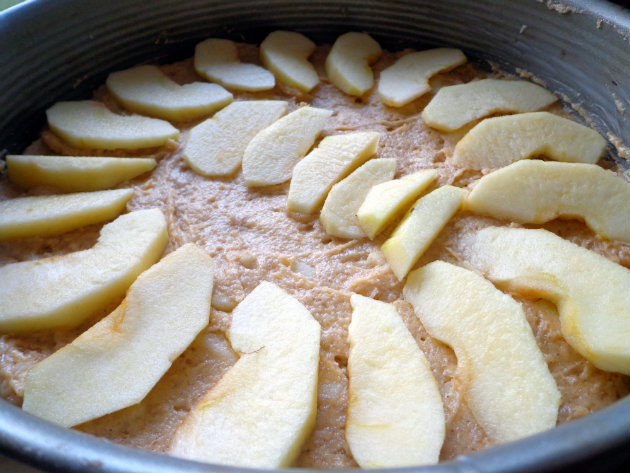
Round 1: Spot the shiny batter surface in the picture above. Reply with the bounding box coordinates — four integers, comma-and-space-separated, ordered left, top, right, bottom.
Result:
0, 43, 628, 468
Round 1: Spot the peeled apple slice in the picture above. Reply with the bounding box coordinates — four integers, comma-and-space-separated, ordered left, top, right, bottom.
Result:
260, 31, 319, 92
325, 32, 382, 96
378, 48, 466, 107
106, 65, 233, 121
0, 208, 168, 333
22, 243, 214, 427
46, 100, 179, 150
451, 111, 606, 169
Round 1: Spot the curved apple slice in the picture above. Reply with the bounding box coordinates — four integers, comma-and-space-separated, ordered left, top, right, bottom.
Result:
0, 208, 167, 333
357, 169, 437, 239
421, 79, 557, 131
242, 106, 332, 186
0, 188, 133, 240
378, 48, 466, 107
465, 160, 630, 242
6, 155, 156, 192
194, 38, 275, 91
346, 294, 445, 468
22, 243, 214, 427
169, 282, 320, 468
451, 112, 606, 169
320, 158, 397, 239
260, 31, 319, 92
106, 65, 233, 121
288, 131, 380, 214
460, 226, 630, 375
184, 100, 288, 177
46, 100, 179, 150
404, 261, 560, 442
325, 32, 382, 96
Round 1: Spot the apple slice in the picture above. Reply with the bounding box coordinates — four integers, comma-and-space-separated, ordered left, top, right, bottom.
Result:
183, 100, 288, 176
0, 208, 167, 333
287, 131, 380, 214
421, 79, 557, 131
106, 65, 233, 121
242, 106, 332, 186
378, 48, 466, 107
382, 185, 467, 280
346, 294, 445, 468
6, 155, 156, 192
46, 100, 179, 150
404, 261, 560, 442
320, 158, 397, 239
465, 160, 630, 242
169, 282, 320, 468
0, 188, 133, 240
357, 169, 437, 239
260, 31, 319, 92
451, 112, 606, 169
325, 32, 382, 96
460, 226, 630, 375
22, 243, 214, 427
194, 38, 275, 91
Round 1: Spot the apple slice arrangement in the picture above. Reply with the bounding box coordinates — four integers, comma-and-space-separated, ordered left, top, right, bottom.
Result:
0, 31, 629, 470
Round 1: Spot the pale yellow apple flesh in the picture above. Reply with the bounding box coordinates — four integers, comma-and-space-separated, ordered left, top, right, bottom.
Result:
183, 100, 288, 176
0, 188, 133, 240
381, 185, 467, 280
465, 160, 630, 242
106, 65, 233, 121
460, 226, 630, 375
357, 169, 437, 239
346, 294, 445, 468
325, 32, 382, 96
6, 155, 156, 192
260, 31, 319, 92
46, 100, 179, 150
404, 261, 561, 442
378, 48, 466, 107
169, 281, 320, 468
22, 243, 214, 427
421, 79, 557, 131
287, 131, 380, 214
242, 106, 332, 186
0, 208, 167, 333
194, 38, 275, 91
451, 111, 606, 169
320, 158, 397, 239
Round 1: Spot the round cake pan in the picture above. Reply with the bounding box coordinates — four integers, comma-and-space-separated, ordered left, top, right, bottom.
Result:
0, 0, 629, 472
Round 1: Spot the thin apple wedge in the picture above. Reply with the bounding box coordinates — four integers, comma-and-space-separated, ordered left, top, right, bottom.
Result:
242, 106, 332, 186
260, 31, 319, 92
194, 38, 275, 91
346, 294, 445, 468
287, 131, 380, 214
169, 282, 320, 468
325, 32, 382, 96
421, 79, 557, 131
404, 261, 560, 442
106, 65, 233, 121
0, 208, 167, 333
451, 112, 606, 169
46, 100, 179, 150
460, 226, 630, 375
0, 188, 133, 240
22, 243, 214, 427
381, 185, 467, 280
378, 48, 466, 107
6, 155, 156, 192
183, 100, 288, 177
464, 160, 630, 242
320, 158, 397, 239
357, 169, 437, 239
